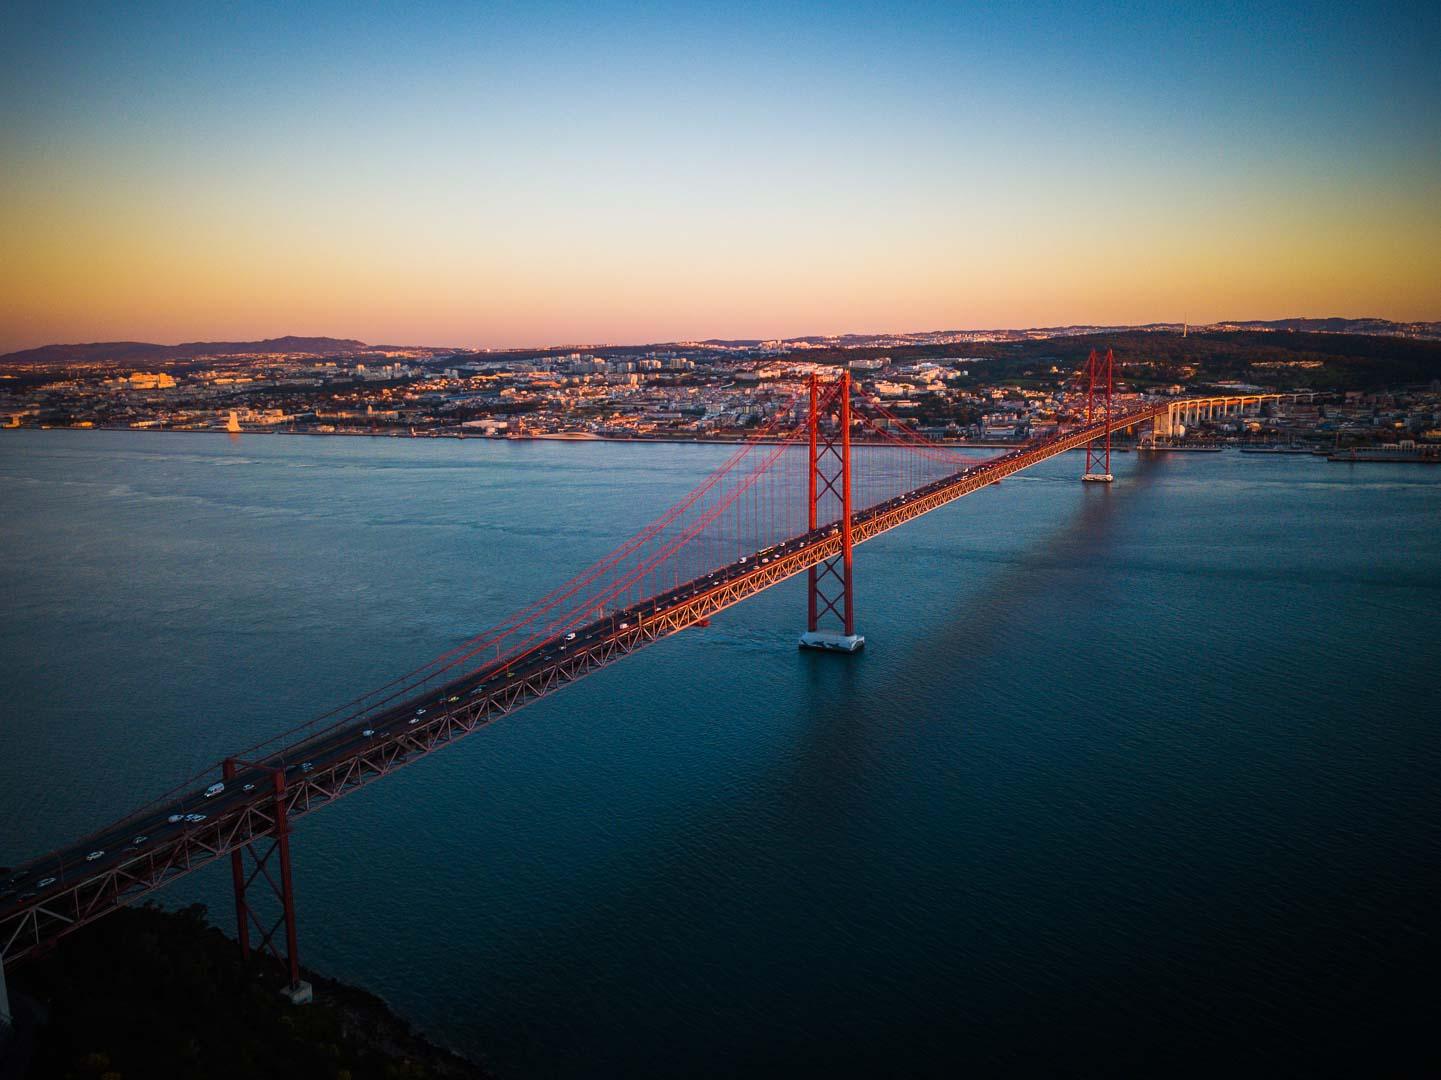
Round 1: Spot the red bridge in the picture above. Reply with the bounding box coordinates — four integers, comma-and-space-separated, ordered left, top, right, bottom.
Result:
3, 351, 1188, 1003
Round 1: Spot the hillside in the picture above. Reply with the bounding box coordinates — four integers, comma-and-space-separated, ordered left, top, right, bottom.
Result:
8, 902, 491, 1079
0, 337, 372, 367
717, 330, 1441, 391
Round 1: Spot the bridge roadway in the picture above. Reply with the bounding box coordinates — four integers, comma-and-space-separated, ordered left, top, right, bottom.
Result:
1, 402, 1166, 963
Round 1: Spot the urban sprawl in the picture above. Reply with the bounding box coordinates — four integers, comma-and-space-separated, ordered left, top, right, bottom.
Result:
3, 341, 1440, 454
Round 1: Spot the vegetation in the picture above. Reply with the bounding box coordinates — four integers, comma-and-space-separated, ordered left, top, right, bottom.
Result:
747, 331, 1441, 391
11, 903, 490, 1080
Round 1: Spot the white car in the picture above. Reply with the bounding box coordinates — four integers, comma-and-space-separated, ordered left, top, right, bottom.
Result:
168, 814, 184, 824
38, 876, 56, 887
414, 708, 427, 716
86, 850, 104, 862
363, 728, 376, 737
565, 632, 576, 641
242, 783, 255, 792
619, 621, 630, 630
183, 813, 207, 823
408, 716, 421, 725
132, 834, 148, 846
204, 782, 225, 798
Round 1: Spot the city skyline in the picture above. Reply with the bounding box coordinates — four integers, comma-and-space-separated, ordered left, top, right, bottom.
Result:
3, 1, 1440, 354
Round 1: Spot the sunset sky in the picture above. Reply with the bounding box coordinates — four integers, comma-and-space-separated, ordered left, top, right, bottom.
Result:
2, 1, 1438, 352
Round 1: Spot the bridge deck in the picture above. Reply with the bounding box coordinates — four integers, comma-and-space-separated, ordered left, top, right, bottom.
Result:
2, 403, 1164, 963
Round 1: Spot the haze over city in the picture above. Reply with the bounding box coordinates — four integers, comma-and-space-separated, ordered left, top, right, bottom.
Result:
3, 1, 1439, 354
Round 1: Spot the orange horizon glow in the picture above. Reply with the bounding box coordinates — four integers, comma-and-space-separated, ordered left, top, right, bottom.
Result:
3, 3, 1439, 354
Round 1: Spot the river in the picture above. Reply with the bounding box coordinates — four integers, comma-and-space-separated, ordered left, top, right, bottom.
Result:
2, 430, 1437, 1075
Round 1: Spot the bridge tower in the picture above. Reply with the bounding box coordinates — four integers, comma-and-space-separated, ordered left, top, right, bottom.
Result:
1082, 347, 1115, 483
800, 372, 864, 652
224, 759, 312, 1004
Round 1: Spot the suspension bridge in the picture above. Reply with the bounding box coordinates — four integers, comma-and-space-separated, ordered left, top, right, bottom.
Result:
0, 352, 1298, 1008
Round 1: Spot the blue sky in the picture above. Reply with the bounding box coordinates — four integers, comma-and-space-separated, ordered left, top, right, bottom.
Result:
2, 1, 1438, 348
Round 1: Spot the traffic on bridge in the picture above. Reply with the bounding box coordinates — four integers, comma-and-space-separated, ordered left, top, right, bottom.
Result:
3, 353, 1172, 997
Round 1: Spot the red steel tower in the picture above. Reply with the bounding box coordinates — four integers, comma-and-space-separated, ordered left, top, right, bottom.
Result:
1082, 347, 1115, 483
800, 372, 863, 652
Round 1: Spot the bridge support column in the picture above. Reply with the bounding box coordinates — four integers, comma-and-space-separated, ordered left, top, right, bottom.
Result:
1153, 408, 1174, 442
0, 955, 10, 1031
1082, 348, 1114, 482
230, 766, 311, 1004
801, 371, 863, 652
223, 758, 251, 962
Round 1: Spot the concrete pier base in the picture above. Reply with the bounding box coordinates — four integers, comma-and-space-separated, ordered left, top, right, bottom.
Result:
798, 631, 865, 653
1081, 473, 1114, 483
280, 980, 313, 1006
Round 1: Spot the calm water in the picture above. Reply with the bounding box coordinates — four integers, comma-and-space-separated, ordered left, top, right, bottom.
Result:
2, 430, 1438, 1075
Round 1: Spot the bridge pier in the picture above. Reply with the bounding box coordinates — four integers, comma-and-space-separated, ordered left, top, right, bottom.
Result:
226, 760, 311, 1005
799, 631, 865, 652
800, 372, 864, 653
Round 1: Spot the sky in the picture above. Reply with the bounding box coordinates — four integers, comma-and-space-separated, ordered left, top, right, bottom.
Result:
1, 0, 1438, 352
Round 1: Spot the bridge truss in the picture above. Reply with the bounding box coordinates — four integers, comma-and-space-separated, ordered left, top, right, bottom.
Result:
3, 372, 1173, 986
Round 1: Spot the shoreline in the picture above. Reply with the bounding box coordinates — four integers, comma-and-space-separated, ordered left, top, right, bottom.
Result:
19, 426, 1411, 458
7, 426, 1080, 450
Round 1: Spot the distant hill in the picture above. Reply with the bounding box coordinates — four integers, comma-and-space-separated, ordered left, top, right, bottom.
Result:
5, 318, 1438, 369
0, 336, 372, 366
678, 318, 1440, 352
757, 329, 1441, 391
1209, 317, 1441, 336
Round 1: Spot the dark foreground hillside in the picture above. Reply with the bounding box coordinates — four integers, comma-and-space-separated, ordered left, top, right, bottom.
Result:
9, 904, 490, 1080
